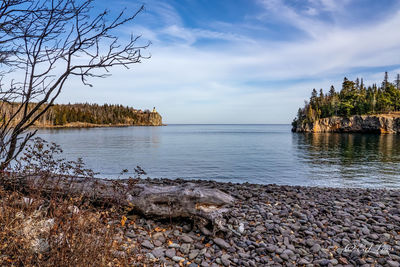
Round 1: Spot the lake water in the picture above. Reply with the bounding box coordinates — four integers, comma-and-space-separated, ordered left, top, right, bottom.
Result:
37, 124, 400, 188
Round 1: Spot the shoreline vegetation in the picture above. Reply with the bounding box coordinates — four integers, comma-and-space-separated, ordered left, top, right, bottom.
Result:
32, 121, 166, 129
292, 72, 400, 133
1, 102, 163, 128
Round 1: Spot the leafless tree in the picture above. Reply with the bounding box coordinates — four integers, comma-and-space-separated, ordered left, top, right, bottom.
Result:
0, 0, 149, 170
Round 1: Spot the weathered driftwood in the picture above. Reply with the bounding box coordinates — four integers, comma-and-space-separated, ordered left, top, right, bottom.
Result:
3, 175, 235, 232
129, 183, 235, 231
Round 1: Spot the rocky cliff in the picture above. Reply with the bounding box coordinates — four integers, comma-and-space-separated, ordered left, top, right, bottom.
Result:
292, 114, 400, 133
132, 112, 163, 126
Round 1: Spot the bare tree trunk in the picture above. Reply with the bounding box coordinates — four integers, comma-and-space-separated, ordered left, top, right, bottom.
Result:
0, 0, 149, 171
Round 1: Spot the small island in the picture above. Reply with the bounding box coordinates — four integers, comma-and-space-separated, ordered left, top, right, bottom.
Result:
292, 72, 400, 133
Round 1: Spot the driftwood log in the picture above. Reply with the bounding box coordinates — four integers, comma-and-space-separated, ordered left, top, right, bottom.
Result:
3, 174, 235, 233
129, 183, 234, 232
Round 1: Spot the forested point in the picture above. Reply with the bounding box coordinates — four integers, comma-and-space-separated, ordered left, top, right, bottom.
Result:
1, 103, 162, 127
292, 72, 400, 127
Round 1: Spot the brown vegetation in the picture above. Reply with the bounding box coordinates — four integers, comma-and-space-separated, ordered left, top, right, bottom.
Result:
0, 138, 150, 266
0, 187, 133, 266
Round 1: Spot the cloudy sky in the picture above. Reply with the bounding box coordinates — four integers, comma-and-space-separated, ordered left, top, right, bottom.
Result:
59, 0, 400, 124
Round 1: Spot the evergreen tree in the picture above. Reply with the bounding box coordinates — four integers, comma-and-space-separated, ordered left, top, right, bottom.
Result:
293, 72, 400, 126
383, 72, 389, 89
328, 85, 335, 97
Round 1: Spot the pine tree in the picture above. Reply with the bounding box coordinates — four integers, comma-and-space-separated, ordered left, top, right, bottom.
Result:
383, 72, 389, 90
395, 74, 400, 90
329, 85, 335, 97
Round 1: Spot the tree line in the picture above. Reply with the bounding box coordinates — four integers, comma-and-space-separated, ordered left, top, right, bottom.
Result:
1, 103, 155, 126
292, 72, 400, 127
48, 103, 154, 126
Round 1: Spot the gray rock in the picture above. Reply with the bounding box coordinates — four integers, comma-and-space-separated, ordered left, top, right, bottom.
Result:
146, 253, 155, 260
181, 235, 194, 243
180, 243, 191, 254
330, 259, 338, 265
189, 249, 199, 260
214, 238, 230, 249
239, 252, 250, 258
298, 258, 310, 264
387, 260, 400, 267
172, 256, 185, 262
151, 247, 165, 258
305, 238, 315, 247
200, 227, 212, 236
221, 254, 231, 266
165, 248, 176, 259
125, 231, 136, 238
283, 249, 294, 256
169, 242, 180, 248
369, 234, 379, 240
265, 244, 276, 253
183, 224, 192, 232
361, 227, 370, 235
280, 253, 289, 261
152, 232, 165, 242
153, 240, 163, 247
141, 240, 154, 249
311, 243, 321, 253
315, 259, 330, 266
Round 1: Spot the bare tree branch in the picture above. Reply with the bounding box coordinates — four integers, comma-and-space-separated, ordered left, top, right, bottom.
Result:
0, 0, 149, 170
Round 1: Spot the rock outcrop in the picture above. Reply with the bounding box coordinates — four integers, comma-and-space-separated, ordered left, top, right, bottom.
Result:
292, 114, 400, 133
134, 112, 163, 126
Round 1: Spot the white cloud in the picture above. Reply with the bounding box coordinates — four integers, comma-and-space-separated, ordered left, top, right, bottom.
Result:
58, 1, 400, 124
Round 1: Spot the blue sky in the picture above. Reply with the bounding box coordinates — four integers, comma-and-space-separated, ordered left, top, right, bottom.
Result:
59, 0, 400, 124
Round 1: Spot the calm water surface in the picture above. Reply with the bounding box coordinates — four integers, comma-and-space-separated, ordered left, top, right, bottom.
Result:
37, 124, 400, 188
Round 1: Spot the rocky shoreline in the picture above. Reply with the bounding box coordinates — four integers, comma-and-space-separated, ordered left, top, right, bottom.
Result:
292, 114, 400, 133
114, 178, 400, 267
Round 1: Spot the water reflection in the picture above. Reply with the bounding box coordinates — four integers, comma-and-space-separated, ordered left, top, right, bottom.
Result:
294, 133, 400, 188
36, 125, 400, 188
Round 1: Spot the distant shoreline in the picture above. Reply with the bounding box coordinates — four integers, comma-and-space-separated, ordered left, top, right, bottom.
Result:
32, 122, 166, 129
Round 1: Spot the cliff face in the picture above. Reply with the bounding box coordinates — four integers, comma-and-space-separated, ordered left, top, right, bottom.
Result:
292, 114, 400, 133
132, 112, 163, 126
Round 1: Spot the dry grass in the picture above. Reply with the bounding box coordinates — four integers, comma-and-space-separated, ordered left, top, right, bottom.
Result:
0, 185, 139, 266
0, 138, 149, 266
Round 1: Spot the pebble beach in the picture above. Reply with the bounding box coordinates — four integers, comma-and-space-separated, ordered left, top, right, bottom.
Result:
115, 179, 400, 267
